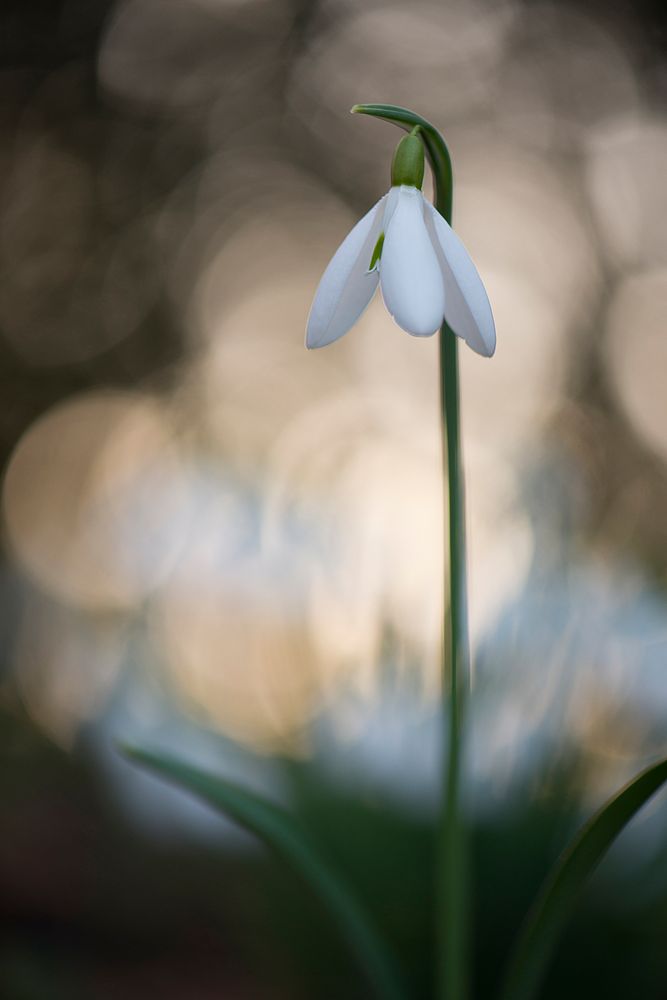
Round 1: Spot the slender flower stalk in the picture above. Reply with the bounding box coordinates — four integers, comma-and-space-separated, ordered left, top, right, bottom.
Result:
440, 300, 470, 1000
373, 106, 472, 1000
309, 104, 488, 1000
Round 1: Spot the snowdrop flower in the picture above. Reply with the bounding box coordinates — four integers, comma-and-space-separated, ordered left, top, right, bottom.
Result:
306, 129, 495, 357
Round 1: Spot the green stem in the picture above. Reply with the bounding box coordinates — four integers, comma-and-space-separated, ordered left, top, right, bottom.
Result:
352, 104, 470, 1000
440, 325, 469, 1000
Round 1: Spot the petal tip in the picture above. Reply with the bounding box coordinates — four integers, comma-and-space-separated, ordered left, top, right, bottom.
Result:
305, 327, 321, 350
304, 321, 317, 349
468, 334, 496, 358
404, 320, 440, 338
471, 330, 496, 358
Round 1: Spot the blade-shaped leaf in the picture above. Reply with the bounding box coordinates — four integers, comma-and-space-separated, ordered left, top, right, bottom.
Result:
499, 757, 667, 1000
120, 746, 408, 1000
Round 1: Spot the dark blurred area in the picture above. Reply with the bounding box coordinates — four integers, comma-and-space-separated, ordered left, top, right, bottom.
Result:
1, 0, 667, 997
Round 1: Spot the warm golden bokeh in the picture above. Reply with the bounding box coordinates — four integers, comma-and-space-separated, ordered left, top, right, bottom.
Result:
0, 0, 665, 787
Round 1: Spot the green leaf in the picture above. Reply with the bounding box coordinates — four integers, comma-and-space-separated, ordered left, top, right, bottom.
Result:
120, 745, 408, 1000
499, 757, 667, 1000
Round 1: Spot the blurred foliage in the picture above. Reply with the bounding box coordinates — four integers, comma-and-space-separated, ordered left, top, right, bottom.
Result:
2, 707, 667, 998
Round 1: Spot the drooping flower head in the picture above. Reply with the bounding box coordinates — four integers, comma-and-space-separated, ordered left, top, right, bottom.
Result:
306, 126, 495, 357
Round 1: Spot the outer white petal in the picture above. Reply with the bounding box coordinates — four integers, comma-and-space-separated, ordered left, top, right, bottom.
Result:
306, 196, 386, 349
424, 201, 496, 357
379, 186, 445, 338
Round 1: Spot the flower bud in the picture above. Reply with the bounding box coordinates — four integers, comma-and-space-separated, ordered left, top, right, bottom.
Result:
390, 129, 425, 189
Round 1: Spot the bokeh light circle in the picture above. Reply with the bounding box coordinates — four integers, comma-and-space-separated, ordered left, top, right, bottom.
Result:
3, 391, 187, 611
605, 268, 667, 460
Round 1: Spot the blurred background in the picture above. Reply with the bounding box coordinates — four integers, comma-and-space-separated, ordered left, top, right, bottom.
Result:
1, 0, 667, 997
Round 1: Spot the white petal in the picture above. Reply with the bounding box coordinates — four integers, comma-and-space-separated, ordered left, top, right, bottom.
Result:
306, 196, 386, 349
425, 201, 496, 357
379, 187, 445, 338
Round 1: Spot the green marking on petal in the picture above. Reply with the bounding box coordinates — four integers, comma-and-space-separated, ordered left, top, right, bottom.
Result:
368, 232, 385, 271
